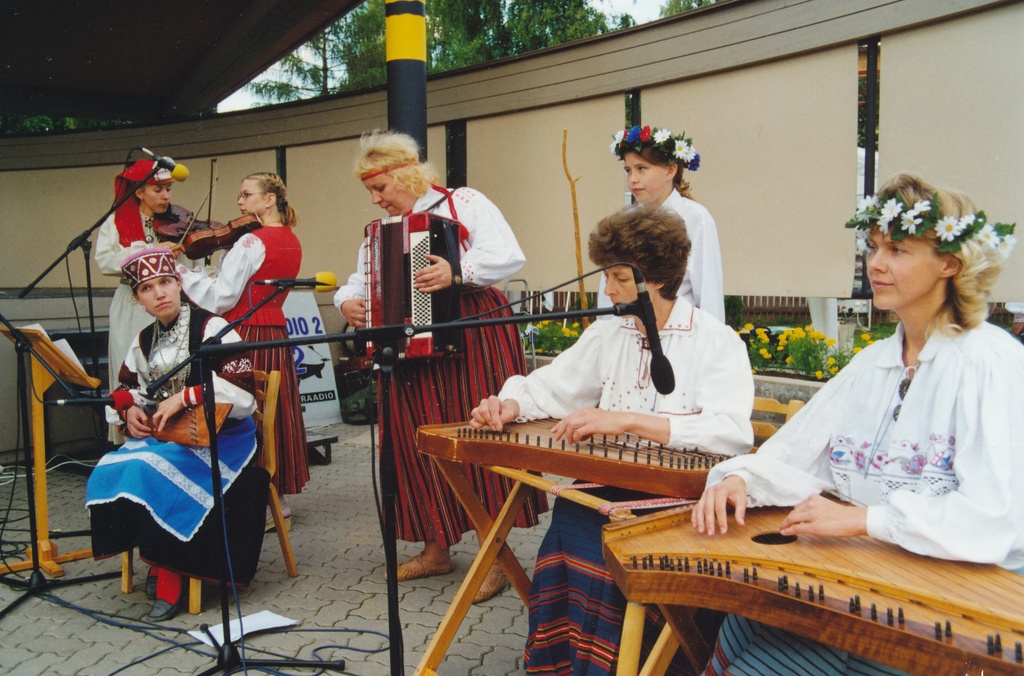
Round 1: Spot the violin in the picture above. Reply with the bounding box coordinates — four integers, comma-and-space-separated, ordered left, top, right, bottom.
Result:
152, 205, 261, 260
172, 214, 263, 260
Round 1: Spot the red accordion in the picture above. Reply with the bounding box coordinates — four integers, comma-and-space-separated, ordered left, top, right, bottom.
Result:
364, 212, 463, 359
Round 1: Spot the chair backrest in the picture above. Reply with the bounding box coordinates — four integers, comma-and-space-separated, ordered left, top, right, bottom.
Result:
253, 370, 282, 477
751, 396, 805, 451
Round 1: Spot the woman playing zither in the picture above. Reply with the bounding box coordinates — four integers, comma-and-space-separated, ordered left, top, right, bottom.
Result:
693, 172, 1023, 674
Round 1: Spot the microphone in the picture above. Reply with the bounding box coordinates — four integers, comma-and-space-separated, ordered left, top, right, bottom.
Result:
138, 146, 190, 182
253, 271, 337, 292
627, 266, 675, 395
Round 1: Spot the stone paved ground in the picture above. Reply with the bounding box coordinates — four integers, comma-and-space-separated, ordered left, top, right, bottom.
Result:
0, 422, 552, 675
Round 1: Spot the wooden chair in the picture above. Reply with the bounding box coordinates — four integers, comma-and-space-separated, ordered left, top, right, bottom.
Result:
751, 395, 805, 451
121, 369, 299, 614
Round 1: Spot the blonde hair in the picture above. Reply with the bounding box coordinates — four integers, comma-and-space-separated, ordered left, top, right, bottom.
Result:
353, 130, 440, 197
874, 172, 1006, 335
245, 172, 298, 227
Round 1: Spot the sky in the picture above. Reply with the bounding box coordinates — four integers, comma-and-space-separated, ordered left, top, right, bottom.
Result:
218, 0, 666, 112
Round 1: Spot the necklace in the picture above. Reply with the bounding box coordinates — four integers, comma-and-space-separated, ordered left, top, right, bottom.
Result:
148, 303, 191, 401
862, 364, 917, 478
143, 214, 155, 243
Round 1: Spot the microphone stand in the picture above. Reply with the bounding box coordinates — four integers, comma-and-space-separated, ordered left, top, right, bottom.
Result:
0, 312, 119, 621
18, 161, 166, 384
146, 285, 346, 675
198, 301, 645, 675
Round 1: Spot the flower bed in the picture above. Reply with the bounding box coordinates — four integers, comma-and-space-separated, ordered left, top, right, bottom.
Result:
740, 323, 893, 380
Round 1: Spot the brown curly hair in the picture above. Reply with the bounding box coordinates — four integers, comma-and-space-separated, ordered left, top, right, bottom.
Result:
589, 204, 691, 300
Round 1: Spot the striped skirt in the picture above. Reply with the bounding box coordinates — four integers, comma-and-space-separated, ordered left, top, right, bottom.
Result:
382, 286, 548, 547
237, 324, 310, 495
525, 492, 701, 675
704, 615, 910, 675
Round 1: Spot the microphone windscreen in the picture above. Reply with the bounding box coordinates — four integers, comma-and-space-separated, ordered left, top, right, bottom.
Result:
314, 271, 337, 292
171, 164, 190, 182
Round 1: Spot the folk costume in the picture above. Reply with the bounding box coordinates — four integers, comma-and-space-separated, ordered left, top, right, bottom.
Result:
87, 250, 266, 601
701, 184, 1023, 675
178, 225, 310, 495
500, 299, 753, 675
334, 185, 548, 548
94, 161, 184, 426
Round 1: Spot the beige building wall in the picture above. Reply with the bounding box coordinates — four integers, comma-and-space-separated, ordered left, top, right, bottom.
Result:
643, 46, 859, 297
467, 97, 628, 294
879, 2, 1024, 300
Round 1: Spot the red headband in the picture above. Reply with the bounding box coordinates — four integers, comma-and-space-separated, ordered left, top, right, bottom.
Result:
360, 163, 415, 181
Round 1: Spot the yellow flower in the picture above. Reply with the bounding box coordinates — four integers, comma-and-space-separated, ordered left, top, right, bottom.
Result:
825, 338, 836, 346
759, 348, 771, 359
759, 334, 770, 344
853, 346, 862, 354
811, 331, 826, 341
867, 340, 875, 345
743, 323, 754, 330
777, 345, 784, 351
785, 356, 793, 365
815, 370, 823, 379
861, 333, 871, 341
827, 357, 836, 366
829, 367, 839, 374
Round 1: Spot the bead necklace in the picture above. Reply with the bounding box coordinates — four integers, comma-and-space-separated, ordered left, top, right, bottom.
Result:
148, 303, 191, 401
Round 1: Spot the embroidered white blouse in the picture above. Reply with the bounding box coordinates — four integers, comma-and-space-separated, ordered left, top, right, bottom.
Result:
499, 298, 753, 455
707, 322, 1024, 571
334, 186, 525, 307
596, 192, 725, 322
177, 233, 267, 315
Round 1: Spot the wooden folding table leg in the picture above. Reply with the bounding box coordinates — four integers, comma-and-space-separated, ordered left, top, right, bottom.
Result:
618, 601, 647, 676
415, 460, 532, 675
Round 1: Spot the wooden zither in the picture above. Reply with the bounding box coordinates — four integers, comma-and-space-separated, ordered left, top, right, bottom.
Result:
603, 506, 1024, 675
417, 419, 728, 498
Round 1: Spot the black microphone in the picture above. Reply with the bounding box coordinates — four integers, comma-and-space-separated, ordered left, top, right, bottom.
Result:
627, 266, 675, 395
137, 147, 190, 181
253, 272, 337, 291
51, 395, 116, 407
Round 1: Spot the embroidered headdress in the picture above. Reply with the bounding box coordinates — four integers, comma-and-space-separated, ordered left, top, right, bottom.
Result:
846, 192, 1016, 255
610, 125, 701, 171
121, 248, 179, 290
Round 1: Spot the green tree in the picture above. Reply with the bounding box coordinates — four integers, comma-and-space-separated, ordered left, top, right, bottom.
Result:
659, 0, 716, 17
506, 0, 614, 53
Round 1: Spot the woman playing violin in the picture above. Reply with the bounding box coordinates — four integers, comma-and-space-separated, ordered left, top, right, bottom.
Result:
177, 173, 309, 520
95, 160, 185, 441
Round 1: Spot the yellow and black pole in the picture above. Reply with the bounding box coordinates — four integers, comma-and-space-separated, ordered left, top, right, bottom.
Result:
385, 0, 427, 157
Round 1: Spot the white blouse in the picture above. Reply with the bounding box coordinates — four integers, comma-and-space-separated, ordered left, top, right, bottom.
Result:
499, 299, 753, 455
596, 192, 725, 322
334, 186, 525, 307
178, 233, 267, 315
708, 322, 1024, 570
107, 313, 256, 424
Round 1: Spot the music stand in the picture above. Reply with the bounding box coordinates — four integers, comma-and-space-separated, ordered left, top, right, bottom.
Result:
0, 321, 119, 620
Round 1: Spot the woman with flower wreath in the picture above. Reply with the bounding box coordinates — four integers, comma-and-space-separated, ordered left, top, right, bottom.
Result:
607, 124, 725, 322
694, 171, 1023, 675
334, 130, 547, 603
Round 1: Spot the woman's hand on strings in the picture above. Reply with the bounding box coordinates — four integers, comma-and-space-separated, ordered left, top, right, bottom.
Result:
693, 475, 748, 536
778, 494, 868, 538
469, 396, 520, 431
125, 406, 153, 439
151, 395, 186, 433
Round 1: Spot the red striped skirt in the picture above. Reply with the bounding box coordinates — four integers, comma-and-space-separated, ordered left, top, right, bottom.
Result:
381, 286, 548, 547
237, 324, 310, 495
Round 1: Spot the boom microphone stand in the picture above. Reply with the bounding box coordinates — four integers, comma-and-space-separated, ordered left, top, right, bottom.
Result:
19, 157, 167, 382
201, 281, 647, 675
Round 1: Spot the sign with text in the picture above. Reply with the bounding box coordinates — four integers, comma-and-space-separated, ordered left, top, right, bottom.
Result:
282, 292, 342, 428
